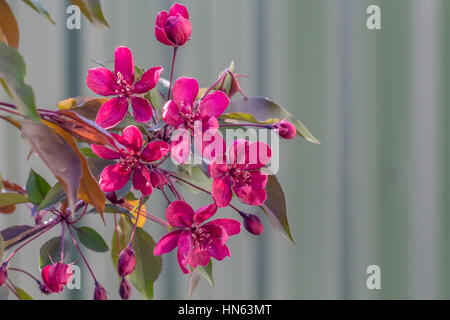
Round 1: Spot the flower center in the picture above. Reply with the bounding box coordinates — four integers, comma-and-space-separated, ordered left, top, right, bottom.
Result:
115, 72, 133, 97
119, 155, 140, 171
230, 167, 251, 186
180, 105, 198, 132
191, 227, 213, 251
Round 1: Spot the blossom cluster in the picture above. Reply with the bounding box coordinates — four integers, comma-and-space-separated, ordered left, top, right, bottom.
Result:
0, 2, 304, 300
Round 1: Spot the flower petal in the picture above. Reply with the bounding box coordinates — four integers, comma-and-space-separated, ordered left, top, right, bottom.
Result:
154, 230, 183, 255
206, 218, 241, 236
141, 140, 170, 162
162, 100, 183, 127
246, 142, 272, 169
155, 25, 176, 46
169, 129, 191, 164
114, 46, 134, 85
208, 161, 230, 179
189, 243, 210, 268
134, 66, 164, 94
95, 97, 129, 129
193, 203, 218, 225
99, 164, 132, 192
169, 3, 189, 19
131, 96, 153, 123
197, 91, 230, 120
248, 171, 268, 189
233, 184, 267, 206
86, 67, 119, 96
120, 125, 144, 153
166, 200, 194, 228
132, 167, 153, 196
207, 243, 230, 261
155, 10, 168, 27
228, 139, 250, 165
177, 231, 191, 274
91, 145, 120, 160
173, 77, 198, 108
211, 176, 232, 208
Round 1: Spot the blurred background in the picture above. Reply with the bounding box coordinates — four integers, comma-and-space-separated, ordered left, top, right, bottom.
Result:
0, 0, 449, 299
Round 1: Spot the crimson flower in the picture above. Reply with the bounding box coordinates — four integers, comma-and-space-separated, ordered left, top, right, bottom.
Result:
91, 125, 169, 196
209, 140, 272, 208
162, 77, 229, 162
41, 263, 73, 293
86, 46, 163, 129
153, 201, 240, 274
155, 3, 192, 47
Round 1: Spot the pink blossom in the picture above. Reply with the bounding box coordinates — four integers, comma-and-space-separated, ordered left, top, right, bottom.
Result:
86, 46, 163, 129
209, 140, 272, 208
153, 201, 240, 273
41, 262, 74, 293
155, 3, 192, 47
162, 77, 229, 162
91, 125, 169, 196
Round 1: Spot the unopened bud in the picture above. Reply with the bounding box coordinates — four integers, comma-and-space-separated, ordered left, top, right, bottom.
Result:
273, 121, 296, 140
150, 170, 168, 190
241, 213, 264, 236
119, 277, 132, 300
106, 192, 125, 205
38, 281, 51, 295
0, 263, 8, 286
117, 246, 136, 277
93, 282, 108, 300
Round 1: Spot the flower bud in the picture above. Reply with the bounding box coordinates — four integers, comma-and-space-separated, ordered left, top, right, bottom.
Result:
119, 277, 132, 300
241, 213, 264, 236
38, 281, 51, 295
117, 246, 136, 277
106, 191, 124, 205
273, 121, 296, 140
155, 3, 192, 47
41, 262, 73, 293
150, 170, 168, 190
0, 263, 8, 286
93, 282, 107, 300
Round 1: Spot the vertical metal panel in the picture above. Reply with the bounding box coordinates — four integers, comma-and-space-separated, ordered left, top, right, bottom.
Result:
409, 0, 442, 299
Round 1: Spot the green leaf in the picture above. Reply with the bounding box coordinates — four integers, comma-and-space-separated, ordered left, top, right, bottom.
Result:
260, 175, 295, 244
39, 237, 66, 269
14, 287, 32, 300
88, 204, 130, 216
197, 261, 214, 287
111, 218, 162, 300
76, 226, 108, 252
37, 183, 65, 211
147, 88, 164, 114
0, 193, 29, 207
80, 147, 97, 158
70, 0, 109, 29
174, 165, 213, 194
0, 173, 3, 190
22, 0, 55, 24
221, 97, 320, 144
0, 43, 40, 121
0, 233, 4, 262
26, 170, 51, 205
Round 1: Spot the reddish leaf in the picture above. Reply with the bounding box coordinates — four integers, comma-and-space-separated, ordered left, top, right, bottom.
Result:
0, 0, 19, 49
19, 119, 82, 215
260, 175, 295, 244
41, 109, 118, 149
45, 120, 105, 220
